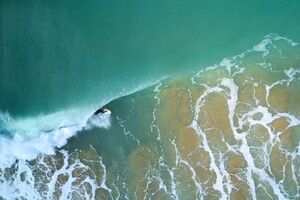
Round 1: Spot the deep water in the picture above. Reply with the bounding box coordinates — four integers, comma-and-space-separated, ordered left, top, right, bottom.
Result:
1, 1, 300, 200
1, 0, 300, 116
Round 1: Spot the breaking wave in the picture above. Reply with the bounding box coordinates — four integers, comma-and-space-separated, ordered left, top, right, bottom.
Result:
1, 34, 299, 199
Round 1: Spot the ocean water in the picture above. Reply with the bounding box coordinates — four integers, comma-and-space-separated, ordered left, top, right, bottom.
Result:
1, 1, 300, 200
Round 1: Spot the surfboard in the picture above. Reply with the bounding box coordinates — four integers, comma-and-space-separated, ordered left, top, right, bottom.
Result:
102, 109, 111, 114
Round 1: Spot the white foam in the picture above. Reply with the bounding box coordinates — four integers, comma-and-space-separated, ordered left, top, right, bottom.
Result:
0, 107, 111, 168
0, 148, 113, 200
188, 33, 299, 199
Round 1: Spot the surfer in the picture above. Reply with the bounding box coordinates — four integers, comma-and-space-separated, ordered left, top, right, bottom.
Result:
94, 108, 111, 115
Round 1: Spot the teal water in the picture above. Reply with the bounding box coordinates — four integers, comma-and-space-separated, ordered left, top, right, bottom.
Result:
1, 1, 300, 200
1, 0, 300, 116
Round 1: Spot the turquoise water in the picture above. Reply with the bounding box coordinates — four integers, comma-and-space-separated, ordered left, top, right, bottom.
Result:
1, 0, 300, 116
1, 1, 300, 200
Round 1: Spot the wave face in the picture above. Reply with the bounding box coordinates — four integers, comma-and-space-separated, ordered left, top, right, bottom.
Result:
0, 79, 162, 169
1, 34, 300, 199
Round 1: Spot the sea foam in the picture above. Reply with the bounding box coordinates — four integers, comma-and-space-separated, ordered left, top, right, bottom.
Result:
0, 108, 109, 168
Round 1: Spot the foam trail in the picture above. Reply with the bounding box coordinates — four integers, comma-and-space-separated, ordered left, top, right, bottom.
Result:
187, 33, 299, 199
